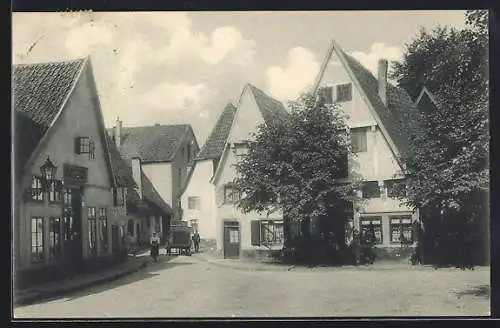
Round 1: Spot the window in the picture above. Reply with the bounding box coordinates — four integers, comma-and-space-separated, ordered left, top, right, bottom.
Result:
390, 216, 413, 244
88, 207, 97, 256
115, 187, 127, 206
75, 137, 95, 159
48, 180, 62, 202
99, 208, 108, 253
128, 219, 135, 237
63, 189, 73, 241
362, 181, 381, 199
251, 220, 285, 246
29, 176, 44, 201
187, 143, 192, 162
49, 216, 61, 260
360, 216, 383, 244
261, 221, 284, 245
223, 184, 240, 204
351, 127, 368, 153
31, 216, 44, 262
188, 196, 201, 210
336, 83, 352, 102
385, 179, 406, 198
318, 86, 334, 104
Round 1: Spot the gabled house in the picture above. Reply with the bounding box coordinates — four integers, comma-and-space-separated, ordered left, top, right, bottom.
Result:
108, 120, 199, 243
13, 57, 126, 287
313, 39, 419, 252
181, 83, 290, 259
107, 137, 172, 248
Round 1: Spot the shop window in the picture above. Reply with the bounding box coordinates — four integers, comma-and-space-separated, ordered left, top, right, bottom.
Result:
359, 216, 383, 244
99, 208, 108, 253
88, 207, 97, 256
31, 216, 44, 262
49, 216, 61, 260
390, 216, 414, 244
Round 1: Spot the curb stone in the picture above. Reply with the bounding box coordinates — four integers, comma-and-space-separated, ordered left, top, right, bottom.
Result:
14, 260, 150, 307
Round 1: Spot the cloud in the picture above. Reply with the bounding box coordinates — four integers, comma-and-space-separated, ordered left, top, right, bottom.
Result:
144, 82, 214, 113
350, 43, 402, 77
265, 47, 320, 102
64, 21, 114, 57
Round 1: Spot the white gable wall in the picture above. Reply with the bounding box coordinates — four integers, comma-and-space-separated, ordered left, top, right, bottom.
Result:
181, 159, 217, 240
215, 87, 282, 253
319, 50, 415, 244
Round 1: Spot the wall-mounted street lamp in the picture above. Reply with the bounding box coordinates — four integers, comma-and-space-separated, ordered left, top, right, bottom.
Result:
40, 156, 57, 190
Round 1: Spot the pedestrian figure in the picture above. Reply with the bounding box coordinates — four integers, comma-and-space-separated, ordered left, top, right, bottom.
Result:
150, 232, 160, 262
192, 231, 201, 253
352, 229, 361, 265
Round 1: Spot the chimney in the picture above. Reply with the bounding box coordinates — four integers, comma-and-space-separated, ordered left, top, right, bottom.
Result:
114, 117, 122, 150
378, 59, 388, 106
131, 157, 142, 198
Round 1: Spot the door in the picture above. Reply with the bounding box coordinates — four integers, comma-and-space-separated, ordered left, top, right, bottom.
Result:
223, 221, 240, 259
62, 187, 83, 264
111, 225, 119, 253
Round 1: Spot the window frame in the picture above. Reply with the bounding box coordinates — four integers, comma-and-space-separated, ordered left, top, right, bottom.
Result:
99, 208, 108, 253
389, 215, 414, 244
361, 181, 381, 199
48, 180, 62, 203
187, 196, 201, 210
223, 184, 240, 205
359, 216, 383, 245
29, 176, 44, 202
385, 179, 407, 198
88, 207, 97, 256
351, 127, 368, 153
260, 220, 285, 246
31, 216, 44, 262
49, 216, 61, 260
336, 83, 353, 103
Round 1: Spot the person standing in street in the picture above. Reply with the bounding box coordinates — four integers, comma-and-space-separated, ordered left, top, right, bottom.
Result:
192, 231, 201, 253
150, 232, 160, 262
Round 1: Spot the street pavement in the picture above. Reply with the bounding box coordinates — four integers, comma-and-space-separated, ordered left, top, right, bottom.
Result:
13, 254, 490, 318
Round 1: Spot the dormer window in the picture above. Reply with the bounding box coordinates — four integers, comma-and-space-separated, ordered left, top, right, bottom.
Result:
336, 83, 352, 103
75, 137, 95, 160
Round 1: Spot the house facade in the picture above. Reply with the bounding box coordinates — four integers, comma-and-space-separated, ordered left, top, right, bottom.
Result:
109, 120, 198, 243
13, 58, 128, 287
181, 84, 289, 259
313, 39, 419, 252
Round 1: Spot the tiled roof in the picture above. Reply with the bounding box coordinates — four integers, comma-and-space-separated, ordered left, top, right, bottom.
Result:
13, 59, 86, 169
106, 134, 136, 188
337, 47, 416, 155
247, 84, 290, 126
109, 124, 190, 162
196, 103, 237, 161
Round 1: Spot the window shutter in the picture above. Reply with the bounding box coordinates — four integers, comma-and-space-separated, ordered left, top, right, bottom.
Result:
251, 220, 261, 246
74, 137, 81, 154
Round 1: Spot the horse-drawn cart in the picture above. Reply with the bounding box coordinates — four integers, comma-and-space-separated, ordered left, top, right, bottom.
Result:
167, 221, 192, 256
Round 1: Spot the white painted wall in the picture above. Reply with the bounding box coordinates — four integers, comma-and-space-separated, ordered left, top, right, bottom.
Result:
181, 159, 217, 239
142, 162, 172, 205
214, 86, 283, 253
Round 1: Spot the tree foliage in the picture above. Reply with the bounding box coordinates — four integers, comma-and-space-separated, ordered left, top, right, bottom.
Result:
233, 93, 361, 223
390, 12, 489, 211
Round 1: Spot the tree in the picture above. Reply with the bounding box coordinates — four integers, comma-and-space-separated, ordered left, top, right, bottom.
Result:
390, 11, 489, 266
233, 93, 361, 260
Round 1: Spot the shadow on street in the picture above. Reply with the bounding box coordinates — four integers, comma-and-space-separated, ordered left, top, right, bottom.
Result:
36, 255, 194, 304
454, 284, 490, 299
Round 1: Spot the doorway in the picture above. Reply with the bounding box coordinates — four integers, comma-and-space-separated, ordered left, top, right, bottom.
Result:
62, 187, 83, 265
223, 221, 240, 259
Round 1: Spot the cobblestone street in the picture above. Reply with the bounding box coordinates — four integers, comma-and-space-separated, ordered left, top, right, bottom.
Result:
14, 255, 490, 318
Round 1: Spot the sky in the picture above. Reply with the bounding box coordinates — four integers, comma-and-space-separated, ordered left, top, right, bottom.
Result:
12, 11, 468, 146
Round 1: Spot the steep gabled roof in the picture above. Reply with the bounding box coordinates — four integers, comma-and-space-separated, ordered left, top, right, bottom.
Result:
196, 103, 237, 161
247, 83, 290, 126
314, 39, 417, 158
13, 59, 86, 169
108, 124, 191, 163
